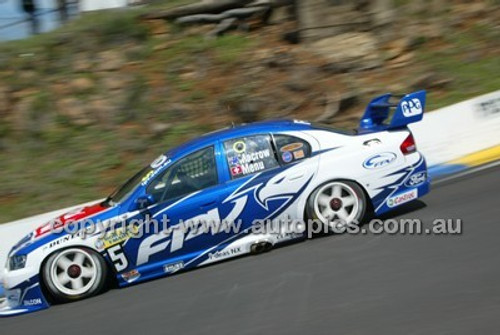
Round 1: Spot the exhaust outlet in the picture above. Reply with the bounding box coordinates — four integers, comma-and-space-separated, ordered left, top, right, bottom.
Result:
250, 241, 272, 254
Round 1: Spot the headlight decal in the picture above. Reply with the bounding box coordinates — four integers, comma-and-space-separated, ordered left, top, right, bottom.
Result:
9, 255, 27, 271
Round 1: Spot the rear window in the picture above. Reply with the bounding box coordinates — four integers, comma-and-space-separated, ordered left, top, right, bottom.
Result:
274, 135, 311, 165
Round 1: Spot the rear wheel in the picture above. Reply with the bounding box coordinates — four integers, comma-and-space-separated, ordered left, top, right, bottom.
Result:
307, 180, 369, 233
42, 247, 108, 302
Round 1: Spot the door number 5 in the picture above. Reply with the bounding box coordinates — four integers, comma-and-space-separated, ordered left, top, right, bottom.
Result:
107, 244, 129, 272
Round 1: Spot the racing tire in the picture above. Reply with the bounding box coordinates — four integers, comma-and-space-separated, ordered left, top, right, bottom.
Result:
42, 247, 108, 303
306, 180, 370, 235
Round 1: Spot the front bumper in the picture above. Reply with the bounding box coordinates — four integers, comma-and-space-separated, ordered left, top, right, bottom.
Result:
0, 274, 50, 317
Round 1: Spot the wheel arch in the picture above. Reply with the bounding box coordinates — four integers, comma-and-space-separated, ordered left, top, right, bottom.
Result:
39, 244, 107, 275
38, 244, 114, 302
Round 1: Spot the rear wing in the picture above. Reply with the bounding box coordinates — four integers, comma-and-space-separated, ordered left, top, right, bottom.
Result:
358, 90, 426, 132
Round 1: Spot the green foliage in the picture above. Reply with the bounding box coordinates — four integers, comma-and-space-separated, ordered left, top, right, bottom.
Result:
30, 91, 51, 119
212, 35, 253, 63
121, 75, 150, 123
160, 34, 252, 65
0, 121, 10, 139
415, 25, 500, 110
78, 11, 150, 45
184, 90, 208, 102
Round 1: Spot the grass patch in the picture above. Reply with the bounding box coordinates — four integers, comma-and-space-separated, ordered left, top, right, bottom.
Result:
74, 10, 150, 45
415, 26, 500, 110
161, 34, 252, 64
212, 34, 253, 63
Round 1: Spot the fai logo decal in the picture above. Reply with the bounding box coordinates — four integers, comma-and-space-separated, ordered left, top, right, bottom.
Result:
137, 170, 312, 266
363, 152, 397, 169
401, 98, 423, 117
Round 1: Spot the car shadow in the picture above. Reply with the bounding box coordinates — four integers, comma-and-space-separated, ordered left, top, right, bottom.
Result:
377, 200, 427, 221
307, 199, 428, 240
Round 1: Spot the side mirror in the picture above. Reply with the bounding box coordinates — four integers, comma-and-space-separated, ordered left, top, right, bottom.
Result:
130, 194, 156, 212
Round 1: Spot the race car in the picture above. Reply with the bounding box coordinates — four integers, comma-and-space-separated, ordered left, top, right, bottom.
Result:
0, 91, 430, 316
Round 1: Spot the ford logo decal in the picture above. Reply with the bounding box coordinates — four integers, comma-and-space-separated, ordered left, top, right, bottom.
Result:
405, 171, 427, 187
363, 152, 397, 169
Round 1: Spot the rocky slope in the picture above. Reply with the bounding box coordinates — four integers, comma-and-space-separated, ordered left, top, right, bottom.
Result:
0, 0, 498, 222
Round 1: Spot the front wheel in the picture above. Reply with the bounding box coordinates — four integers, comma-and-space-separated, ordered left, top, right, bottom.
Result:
307, 180, 370, 233
42, 247, 108, 302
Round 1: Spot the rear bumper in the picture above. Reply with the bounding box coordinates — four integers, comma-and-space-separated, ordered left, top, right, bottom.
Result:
375, 154, 430, 215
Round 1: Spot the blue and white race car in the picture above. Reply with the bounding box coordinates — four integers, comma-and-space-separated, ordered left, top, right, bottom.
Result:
1, 91, 430, 316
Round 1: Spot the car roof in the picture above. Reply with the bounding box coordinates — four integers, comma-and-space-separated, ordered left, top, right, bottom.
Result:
166, 119, 314, 158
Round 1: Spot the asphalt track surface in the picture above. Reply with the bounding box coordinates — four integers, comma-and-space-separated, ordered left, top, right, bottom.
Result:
1, 165, 499, 334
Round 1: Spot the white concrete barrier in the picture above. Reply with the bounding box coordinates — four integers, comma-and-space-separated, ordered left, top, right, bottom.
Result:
80, 0, 129, 12
409, 90, 500, 167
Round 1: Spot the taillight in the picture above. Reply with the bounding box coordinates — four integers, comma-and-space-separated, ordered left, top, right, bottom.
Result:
400, 133, 416, 155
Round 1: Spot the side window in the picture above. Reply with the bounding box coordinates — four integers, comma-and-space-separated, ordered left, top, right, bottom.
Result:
146, 146, 217, 203
274, 135, 311, 165
224, 135, 279, 179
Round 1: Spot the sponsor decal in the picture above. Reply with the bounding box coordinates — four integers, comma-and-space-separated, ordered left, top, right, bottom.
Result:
229, 156, 239, 166
141, 159, 172, 186
233, 141, 246, 154
240, 161, 265, 174
141, 170, 155, 184
121, 269, 140, 283
476, 96, 500, 118
208, 247, 242, 260
7, 290, 21, 305
45, 232, 83, 250
163, 261, 184, 274
150, 154, 168, 169
62, 208, 85, 220
23, 298, 42, 306
231, 149, 272, 175
282, 151, 293, 163
95, 239, 105, 250
363, 139, 381, 147
387, 189, 418, 208
35, 204, 107, 238
238, 149, 271, 164
275, 232, 303, 242
280, 142, 303, 152
405, 171, 427, 187
363, 152, 397, 169
98, 225, 139, 250
293, 149, 305, 160
401, 98, 423, 117
231, 165, 243, 176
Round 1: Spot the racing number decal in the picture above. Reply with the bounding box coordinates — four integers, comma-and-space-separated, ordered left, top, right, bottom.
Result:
107, 244, 129, 272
